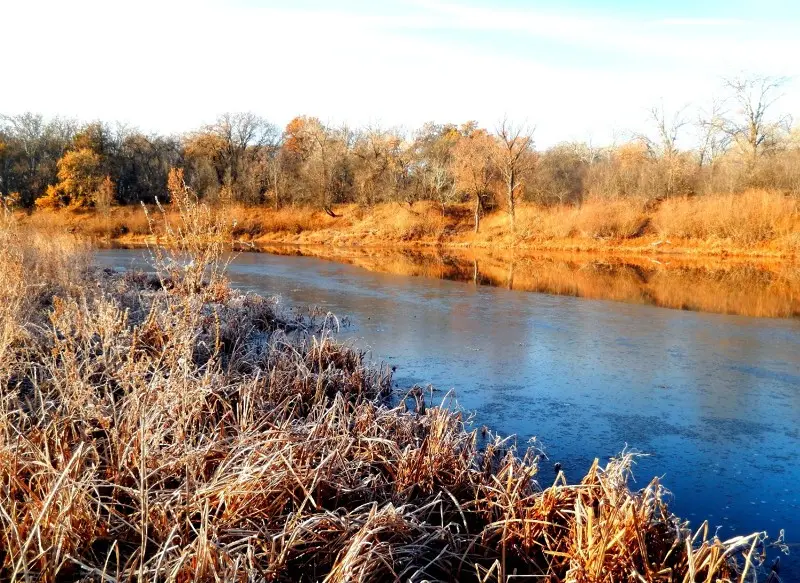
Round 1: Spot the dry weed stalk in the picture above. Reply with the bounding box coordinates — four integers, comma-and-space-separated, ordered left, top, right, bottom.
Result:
144, 168, 233, 298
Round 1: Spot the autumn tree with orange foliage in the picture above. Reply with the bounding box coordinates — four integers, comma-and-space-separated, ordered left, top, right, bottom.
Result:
35, 148, 106, 208
451, 126, 499, 232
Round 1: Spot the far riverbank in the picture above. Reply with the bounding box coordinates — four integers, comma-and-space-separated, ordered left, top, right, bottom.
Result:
21, 190, 800, 261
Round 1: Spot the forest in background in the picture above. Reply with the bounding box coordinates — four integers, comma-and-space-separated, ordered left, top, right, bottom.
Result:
2, 75, 799, 235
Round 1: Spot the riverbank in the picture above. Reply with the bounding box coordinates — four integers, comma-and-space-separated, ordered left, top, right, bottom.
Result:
1, 214, 777, 581
21, 189, 800, 260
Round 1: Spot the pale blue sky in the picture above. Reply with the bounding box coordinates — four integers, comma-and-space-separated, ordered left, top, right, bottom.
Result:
4, 0, 798, 146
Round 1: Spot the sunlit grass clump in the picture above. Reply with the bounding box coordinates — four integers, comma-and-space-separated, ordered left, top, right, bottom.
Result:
0, 182, 773, 582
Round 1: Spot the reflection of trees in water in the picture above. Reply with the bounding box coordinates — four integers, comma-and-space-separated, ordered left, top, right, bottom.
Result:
255, 244, 800, 318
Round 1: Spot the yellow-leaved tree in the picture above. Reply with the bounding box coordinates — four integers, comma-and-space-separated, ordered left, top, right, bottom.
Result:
36, 148, 107, 208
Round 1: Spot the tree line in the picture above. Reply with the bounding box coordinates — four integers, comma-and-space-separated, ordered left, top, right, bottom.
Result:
1, 75, 798, 231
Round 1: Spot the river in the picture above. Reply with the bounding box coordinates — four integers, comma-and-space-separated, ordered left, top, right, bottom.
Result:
95, 246, 800, 578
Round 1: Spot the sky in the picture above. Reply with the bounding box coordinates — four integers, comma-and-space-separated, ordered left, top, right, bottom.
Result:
3, 0, 799, 146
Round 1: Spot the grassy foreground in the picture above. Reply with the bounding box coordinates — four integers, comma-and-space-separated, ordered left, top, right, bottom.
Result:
23, 189, 800, 259
0, 197, 776, 581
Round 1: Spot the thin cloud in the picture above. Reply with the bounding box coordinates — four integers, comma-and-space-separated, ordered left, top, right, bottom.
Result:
655, 18, 748, 26
400, 0, 798, 68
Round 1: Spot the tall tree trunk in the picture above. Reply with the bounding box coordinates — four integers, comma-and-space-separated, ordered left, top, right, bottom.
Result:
474, 194, 481, 233
507, 169, 516, 232
272, 163, 280, 210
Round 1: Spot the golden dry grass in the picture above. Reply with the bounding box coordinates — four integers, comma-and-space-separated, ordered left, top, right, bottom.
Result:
23, 205, 153, 239
0, 211, 90, 362
0, 194, 778, 581
653, 190, 800, 248
25, 190, 800, 259
227, 204, 344, 237
509, 199, 649, 241
247, 191, 799, 257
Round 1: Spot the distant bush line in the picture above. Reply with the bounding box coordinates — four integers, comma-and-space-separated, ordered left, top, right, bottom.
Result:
1, 75, 798, 233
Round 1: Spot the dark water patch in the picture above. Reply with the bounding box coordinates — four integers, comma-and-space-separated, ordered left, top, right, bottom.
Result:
729, 363, 800, 385
603, 413, 702, 445
699, 416, 776, 441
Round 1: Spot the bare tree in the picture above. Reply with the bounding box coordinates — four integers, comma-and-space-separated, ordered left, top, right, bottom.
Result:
352, 126, 403, 207
298, 120, 352, 216
451, 128, 497, 233
208, 112, 278, 193
695, 97, 733, 193
634, 102, 690, 197
697, 97, 731, 169
425, 161, 458, 215
720, 75, 791, 167
1, 113, 45, 176
534, 143, 589, 206
645, 102, 689, 160
411, 122, 460, 214
650, 101, 689, 196
0, 113, 78, 205
494, 118, 535, 230
266, 145, 286, 210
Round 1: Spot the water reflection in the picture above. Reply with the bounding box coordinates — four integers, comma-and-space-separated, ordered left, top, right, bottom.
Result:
253, 244, 800, 319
